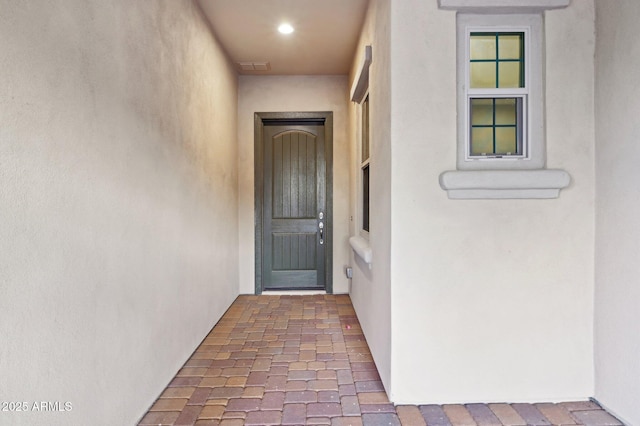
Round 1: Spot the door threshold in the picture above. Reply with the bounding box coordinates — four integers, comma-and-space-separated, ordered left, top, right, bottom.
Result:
262, 290, 327, 296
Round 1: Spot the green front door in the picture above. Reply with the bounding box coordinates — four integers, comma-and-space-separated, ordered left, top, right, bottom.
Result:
256, 113, 332, 293
261, 122, 326, 290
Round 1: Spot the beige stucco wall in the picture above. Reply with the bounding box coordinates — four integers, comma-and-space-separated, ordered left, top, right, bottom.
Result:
346, 0, 393, 394
0, 1, 239, 424
387, 0, 595, 403
237, 75, 351, 295
594, 1, 640, 425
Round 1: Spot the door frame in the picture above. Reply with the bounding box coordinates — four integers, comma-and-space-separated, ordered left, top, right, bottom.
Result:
254, 111, 333, 295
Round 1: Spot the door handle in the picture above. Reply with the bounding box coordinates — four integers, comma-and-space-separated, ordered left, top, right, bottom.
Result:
319, 221, 324, 245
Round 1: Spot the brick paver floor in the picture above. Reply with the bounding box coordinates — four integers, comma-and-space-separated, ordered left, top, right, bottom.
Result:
139, 295, 623, 426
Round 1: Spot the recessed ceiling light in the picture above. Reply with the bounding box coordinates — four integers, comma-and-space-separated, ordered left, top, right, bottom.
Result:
278, 23, 294, 35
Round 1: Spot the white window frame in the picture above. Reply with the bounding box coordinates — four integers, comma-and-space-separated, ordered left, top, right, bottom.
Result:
359, 92, 370, 239
457, 14, 543, 170
349, 46, 373, 266
465, 27, 529, 161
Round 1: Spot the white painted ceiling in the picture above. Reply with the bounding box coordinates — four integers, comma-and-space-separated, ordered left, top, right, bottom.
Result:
197, 0, 370, 75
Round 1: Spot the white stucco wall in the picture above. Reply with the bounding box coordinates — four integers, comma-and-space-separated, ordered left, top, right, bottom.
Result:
388, 0, 595, 403
347, 0, 393, 394
594, 2, 640, 425
0, 1, 239, 424
237, 75, 351, 295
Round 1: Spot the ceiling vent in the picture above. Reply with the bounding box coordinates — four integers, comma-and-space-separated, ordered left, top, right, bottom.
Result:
237, 62, 271, 72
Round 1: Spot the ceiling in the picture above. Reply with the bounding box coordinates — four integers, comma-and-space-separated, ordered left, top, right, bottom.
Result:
197, 0, 370, 75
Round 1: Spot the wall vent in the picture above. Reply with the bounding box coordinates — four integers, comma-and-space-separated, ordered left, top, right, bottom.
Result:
237, 61, 271, 72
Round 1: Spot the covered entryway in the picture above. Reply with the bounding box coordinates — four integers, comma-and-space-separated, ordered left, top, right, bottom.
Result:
254, 112, 333, 294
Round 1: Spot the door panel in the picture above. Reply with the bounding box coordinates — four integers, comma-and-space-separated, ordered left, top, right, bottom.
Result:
272, 131, 317, 219
263, 124, 326, 290
272, 233, 317, 270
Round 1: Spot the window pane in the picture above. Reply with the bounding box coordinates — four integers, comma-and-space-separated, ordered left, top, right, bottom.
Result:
495, 127, 517, 154
362, 165, 369, 232
470, 34, 496, 60
470, 62, 496, 88
469, 97, 522, 157
361, 95, 370, 162
471, 127, 493, 155
470, 32, 524, 89
471, 99, 494, 125
498, 34, 523, 60
495, 98, 517, 125
498, 62, 522, 88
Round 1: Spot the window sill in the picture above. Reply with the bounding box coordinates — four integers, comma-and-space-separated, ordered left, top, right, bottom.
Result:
349, 236, 372, 267
439, 169, 570, 199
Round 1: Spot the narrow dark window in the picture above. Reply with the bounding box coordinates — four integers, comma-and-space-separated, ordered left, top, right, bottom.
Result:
362, 164, 370, 232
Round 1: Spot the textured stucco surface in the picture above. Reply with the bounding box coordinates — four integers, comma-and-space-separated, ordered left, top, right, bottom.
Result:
345, 0, 595, 404
387, 0, 595, 404
237, 75, 351, 295
0, 1, 239, 424
346, 0, 393, 396
594, 2, 640, 425
5, 0, 637, 421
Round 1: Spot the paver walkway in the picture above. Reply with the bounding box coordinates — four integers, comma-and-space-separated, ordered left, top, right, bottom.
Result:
139, 295, 622, 426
